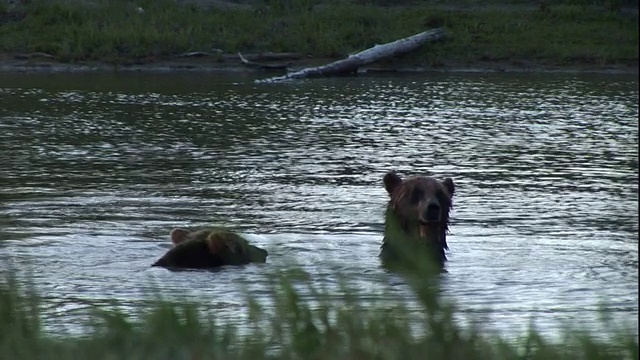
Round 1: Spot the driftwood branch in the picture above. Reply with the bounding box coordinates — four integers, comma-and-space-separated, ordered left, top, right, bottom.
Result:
238, 52, 290, 70
243, 52, 305, 61
256, 27, 446, 83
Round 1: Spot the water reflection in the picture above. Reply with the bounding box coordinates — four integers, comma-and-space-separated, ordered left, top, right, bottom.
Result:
0, 72, 637, 339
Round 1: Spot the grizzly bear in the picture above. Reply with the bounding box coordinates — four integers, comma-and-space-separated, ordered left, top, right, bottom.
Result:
380, 171, 455, 270
152, 228, 268, 270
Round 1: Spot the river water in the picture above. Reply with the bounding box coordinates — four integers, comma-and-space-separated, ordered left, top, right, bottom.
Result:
0, 71, 637, 340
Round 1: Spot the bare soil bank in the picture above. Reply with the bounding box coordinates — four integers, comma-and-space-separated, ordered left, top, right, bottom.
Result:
1, 52, 637, 76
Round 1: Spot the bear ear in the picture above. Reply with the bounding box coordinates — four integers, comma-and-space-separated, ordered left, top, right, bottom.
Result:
383, 171, 403, 196
442, 178, 455, 197
206, 233, 225, 254
170, 228, 189, 246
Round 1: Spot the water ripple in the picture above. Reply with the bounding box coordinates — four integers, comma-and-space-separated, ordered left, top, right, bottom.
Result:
0, 72, 637, 340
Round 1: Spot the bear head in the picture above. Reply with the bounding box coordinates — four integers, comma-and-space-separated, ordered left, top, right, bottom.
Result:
381, 171, 455, 269
152, 228, 268, 269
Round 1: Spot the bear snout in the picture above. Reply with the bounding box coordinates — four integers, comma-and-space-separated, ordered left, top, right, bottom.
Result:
249, 246, 269, 263
422, 201, 441, 223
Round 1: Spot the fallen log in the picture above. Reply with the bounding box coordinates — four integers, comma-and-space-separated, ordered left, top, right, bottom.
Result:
255, 27, 446, 83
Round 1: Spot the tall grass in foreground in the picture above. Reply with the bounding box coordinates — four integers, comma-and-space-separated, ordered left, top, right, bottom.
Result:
1, 263, 637, 360
0, 0, 637, 65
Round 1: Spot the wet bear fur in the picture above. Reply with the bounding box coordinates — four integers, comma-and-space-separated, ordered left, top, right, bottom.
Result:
380, 171, 455, 270
152, 228, 268, 270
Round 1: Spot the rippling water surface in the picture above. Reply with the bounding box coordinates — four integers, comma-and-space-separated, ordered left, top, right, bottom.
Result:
1, 72, 637, 339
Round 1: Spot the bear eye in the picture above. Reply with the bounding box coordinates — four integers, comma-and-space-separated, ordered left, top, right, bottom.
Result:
410, 188, 424, 204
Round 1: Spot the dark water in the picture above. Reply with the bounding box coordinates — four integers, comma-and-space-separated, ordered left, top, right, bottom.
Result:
0, 71, 637, 340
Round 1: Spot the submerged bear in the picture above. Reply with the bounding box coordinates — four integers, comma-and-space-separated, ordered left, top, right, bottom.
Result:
152, 228, 268, 270
380, 171, 455, 271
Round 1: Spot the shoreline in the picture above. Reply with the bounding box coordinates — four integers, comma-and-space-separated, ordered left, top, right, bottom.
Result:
2, 2, 636, 78
1, 53, 637, 76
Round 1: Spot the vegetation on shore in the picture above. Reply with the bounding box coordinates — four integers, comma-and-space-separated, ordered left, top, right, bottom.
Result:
0, 0, 637, 68
1, 263, 637, 360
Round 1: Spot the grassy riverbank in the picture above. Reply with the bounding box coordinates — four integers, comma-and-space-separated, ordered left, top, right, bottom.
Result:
0, 0, 637, 72
1, 267, 637, 360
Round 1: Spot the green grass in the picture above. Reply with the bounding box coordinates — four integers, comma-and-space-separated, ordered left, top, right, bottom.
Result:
0, 0, 637, 66
1, 263, 637, 360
